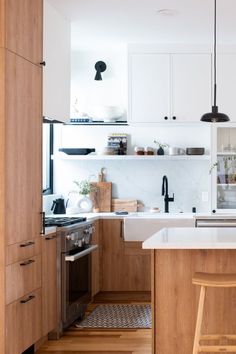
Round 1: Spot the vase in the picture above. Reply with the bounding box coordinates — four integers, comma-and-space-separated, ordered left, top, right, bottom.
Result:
157, 147, 164, 155
77, 195, 93, 213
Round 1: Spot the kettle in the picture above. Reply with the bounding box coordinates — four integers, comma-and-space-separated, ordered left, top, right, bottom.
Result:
51, 198, 66, 214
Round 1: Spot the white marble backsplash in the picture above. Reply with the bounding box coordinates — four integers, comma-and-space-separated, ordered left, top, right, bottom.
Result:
53, 124, 211, 213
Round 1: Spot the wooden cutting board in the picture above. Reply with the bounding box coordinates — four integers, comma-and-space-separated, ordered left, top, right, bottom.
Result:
112, 199, 138, 212
90, 182, 112, 212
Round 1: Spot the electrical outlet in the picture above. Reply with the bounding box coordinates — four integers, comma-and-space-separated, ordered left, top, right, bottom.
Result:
201, 191, 209, 202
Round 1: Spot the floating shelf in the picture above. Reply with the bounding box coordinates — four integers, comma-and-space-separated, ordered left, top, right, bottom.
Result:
54, 153, 211, 161
217, 183, 236, 187
217, 152, 236, 156
66, 121, 128, 126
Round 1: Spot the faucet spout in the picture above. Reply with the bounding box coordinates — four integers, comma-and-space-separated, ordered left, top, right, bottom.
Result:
161, 175, 174, 213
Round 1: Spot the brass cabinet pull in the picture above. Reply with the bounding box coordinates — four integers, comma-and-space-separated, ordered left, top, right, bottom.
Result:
20, 295, 35, 304
19, 241, 35, 248
20, 259, 35, 266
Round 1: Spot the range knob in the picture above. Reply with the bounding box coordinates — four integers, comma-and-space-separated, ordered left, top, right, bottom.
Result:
66, 232, 76, 241
83, 228, 90, 235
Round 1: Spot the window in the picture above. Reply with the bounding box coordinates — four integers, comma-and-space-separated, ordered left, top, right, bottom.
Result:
43, 123, 53, 194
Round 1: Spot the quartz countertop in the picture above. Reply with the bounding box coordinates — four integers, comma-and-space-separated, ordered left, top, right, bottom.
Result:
45, 226, 57, 235
142, 227, 236, 249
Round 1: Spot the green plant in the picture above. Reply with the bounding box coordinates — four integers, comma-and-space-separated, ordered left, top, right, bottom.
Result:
74, 179, 94, 195
209, 162, 218, 175
154, 140, 169, 148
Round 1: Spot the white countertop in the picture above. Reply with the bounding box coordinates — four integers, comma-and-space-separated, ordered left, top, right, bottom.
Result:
142, 227, 236, 249
45, 226, 57, 235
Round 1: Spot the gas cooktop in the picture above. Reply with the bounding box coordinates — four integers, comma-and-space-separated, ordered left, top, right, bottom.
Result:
45, 217, 87, 227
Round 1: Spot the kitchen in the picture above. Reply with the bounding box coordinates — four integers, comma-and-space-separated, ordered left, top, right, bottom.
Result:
1, 0, 236, 354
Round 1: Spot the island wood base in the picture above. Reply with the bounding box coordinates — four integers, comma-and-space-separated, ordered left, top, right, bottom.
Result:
152, 249, 236, 354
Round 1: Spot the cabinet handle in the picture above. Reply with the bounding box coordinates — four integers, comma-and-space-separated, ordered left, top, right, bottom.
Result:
164, 116, 168, 120
40, 61, 46, 66
40, 212, 45, 235
212, 209, 216, 214
120, 221, 124, 240
45, 235, 56, 240
19, 241, 35, 248
172, 116, 176, 120
20, 259, 35, 266
20, 295, 35, 304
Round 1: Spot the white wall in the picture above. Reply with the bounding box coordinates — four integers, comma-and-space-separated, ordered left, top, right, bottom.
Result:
53, 124, 211, 213
70, 45, 128, 119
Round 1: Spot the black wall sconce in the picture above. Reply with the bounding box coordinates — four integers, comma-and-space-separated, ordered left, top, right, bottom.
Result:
94, 61, 106, 80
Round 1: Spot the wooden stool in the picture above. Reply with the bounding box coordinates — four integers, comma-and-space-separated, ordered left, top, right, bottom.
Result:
192, 272, 236, 353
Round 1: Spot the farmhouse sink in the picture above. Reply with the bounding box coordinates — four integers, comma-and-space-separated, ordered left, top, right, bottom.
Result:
124, 214, 195, 241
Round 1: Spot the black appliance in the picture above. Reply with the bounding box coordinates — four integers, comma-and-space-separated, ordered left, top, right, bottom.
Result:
51, 198, 66, 214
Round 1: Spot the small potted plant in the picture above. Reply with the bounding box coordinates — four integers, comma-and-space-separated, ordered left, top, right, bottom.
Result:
154, 140, 169, 155
74, 179, 95, 212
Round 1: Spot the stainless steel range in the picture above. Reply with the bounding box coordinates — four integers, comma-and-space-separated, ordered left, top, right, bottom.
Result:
45, 217, 97, 338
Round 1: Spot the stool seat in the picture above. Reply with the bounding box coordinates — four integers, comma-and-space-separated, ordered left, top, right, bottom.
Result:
192, 272, 236, 287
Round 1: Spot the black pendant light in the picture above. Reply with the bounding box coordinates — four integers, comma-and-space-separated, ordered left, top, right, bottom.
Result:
201, 0, 229, 122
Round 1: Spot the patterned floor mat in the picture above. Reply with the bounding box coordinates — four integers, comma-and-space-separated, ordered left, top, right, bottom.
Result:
75, 304, 151, 329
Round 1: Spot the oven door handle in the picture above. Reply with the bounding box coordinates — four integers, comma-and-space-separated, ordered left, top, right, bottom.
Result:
65, 245, 98, 262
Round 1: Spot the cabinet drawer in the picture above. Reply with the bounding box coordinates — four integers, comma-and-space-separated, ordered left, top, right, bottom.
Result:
6, 237, 41, 265
6, 254, 42, 304
6, 288, 42, 354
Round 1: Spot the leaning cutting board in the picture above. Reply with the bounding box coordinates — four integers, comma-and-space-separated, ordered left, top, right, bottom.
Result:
112, 199, 138, 212
90, 182, 112, 212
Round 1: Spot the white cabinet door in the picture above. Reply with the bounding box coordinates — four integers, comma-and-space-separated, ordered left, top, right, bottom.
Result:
43, 0, 71, 123
129, 53, 170, 123
217, 54, 236, 122
171, 54, 212, 122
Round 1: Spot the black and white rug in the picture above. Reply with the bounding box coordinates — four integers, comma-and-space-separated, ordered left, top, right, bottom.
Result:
75, 304, 151, 329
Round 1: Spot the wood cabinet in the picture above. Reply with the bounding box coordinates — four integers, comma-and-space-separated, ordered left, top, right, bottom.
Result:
4, 0, 43, 64
6, 254, 42, 305
42, 234, 57, 336
6, 288, 42, 354
5, 51, 42, 246
101, 219, 151, 291
128, 53, 211, 123
91, 220, 101, 297
0, 0, 43, 352
43, 0, 70, 122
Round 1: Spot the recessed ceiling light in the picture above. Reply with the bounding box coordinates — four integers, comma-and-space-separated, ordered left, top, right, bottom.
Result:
157, 9, 178, 16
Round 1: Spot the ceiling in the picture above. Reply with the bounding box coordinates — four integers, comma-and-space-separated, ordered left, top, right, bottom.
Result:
47, 0, 236, 50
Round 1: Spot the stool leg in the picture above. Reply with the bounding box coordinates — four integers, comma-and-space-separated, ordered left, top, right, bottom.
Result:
192, 286, 206, 354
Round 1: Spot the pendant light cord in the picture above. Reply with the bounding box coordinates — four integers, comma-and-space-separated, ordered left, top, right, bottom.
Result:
214, 0, 217, 106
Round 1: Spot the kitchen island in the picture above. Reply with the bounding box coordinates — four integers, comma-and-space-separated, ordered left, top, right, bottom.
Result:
143, 227, 236, 354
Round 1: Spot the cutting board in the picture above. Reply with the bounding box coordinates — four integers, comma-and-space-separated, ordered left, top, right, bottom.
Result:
90, 182, 112, 212
112, 199, 138, 212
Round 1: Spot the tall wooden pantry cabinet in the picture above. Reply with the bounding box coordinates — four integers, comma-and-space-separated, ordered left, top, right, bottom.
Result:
0, 0, 43, 353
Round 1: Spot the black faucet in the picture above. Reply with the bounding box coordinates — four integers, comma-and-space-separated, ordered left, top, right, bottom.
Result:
162, 175, 174, 213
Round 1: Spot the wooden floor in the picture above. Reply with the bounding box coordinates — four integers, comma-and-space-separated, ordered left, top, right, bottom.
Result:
36, 292, 152, 354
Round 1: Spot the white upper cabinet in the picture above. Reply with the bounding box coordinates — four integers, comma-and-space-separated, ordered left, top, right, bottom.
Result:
129, 54, 170, 123
171, 54, 212, 122
217, 54, 236, 122
128, 52, 212, 124
43, 0, 71, 123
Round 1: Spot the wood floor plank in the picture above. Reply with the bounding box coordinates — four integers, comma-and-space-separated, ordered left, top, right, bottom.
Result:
37, 294, 151, 354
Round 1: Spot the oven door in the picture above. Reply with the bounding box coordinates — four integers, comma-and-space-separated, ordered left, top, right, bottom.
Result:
61, 245, 98, 328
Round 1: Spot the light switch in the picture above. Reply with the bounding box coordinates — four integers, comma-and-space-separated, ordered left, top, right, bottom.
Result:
201, 191, 209, 202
